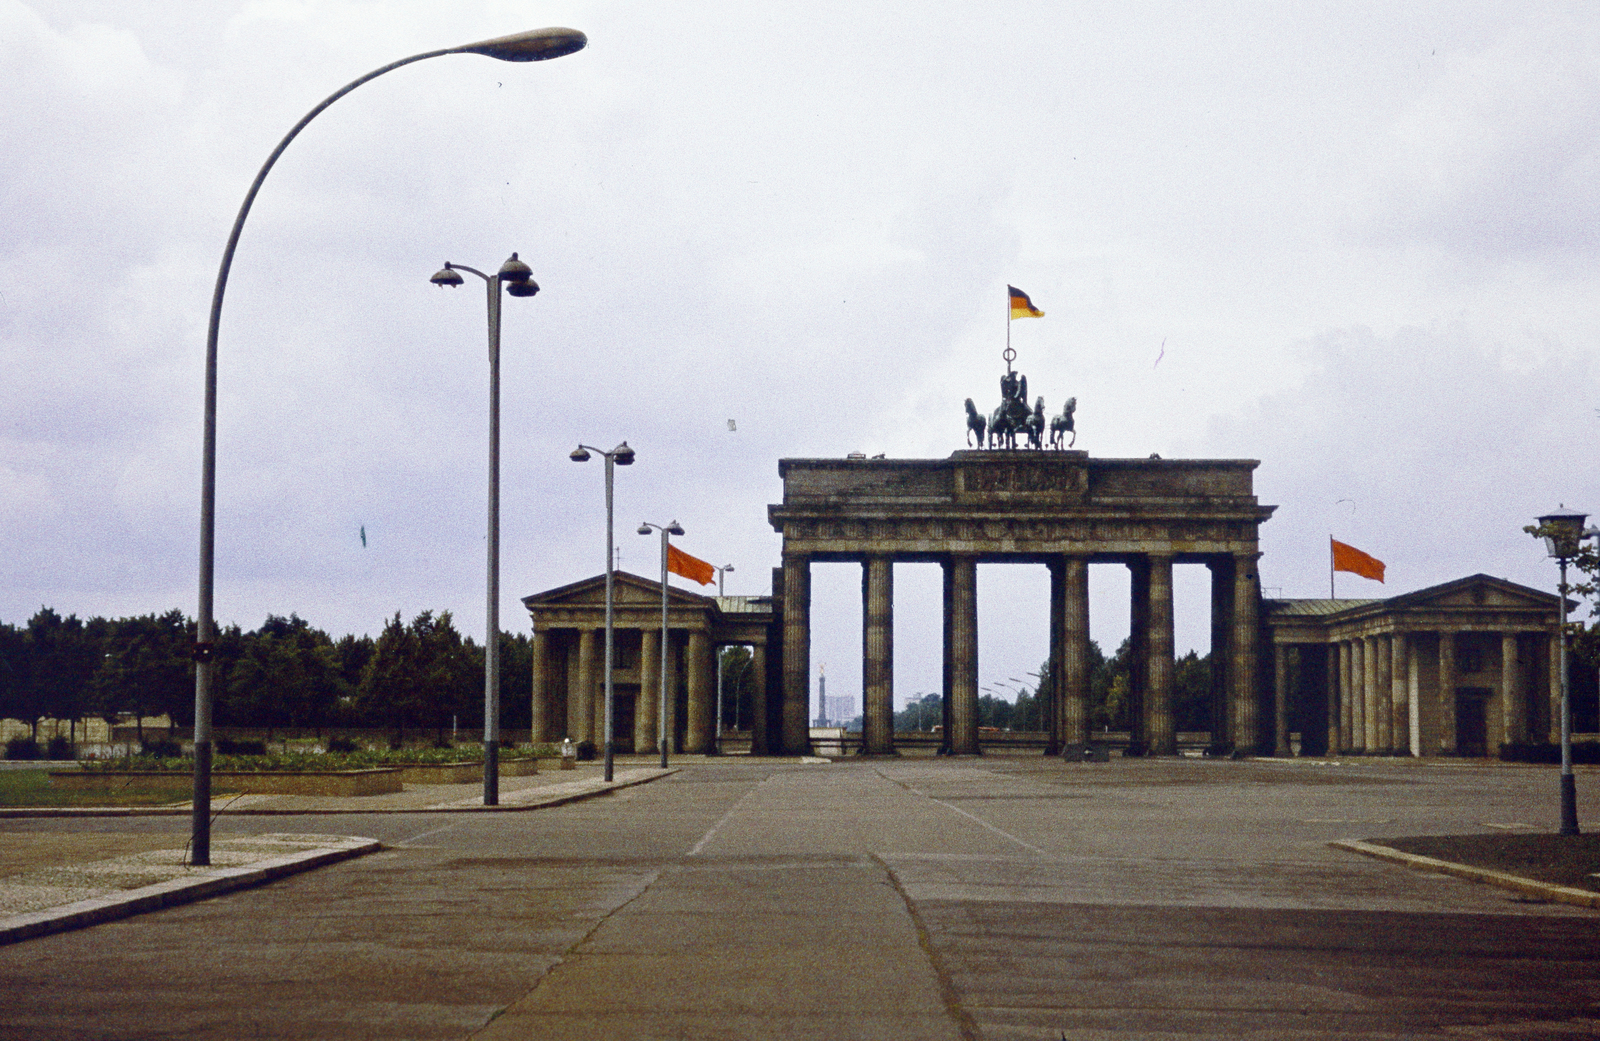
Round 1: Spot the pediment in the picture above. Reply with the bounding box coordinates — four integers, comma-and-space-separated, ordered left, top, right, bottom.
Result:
522, 571, 714, 611
1388, 574, 1557, 613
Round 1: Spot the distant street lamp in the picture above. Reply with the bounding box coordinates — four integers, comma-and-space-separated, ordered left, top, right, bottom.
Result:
429, 252, 538, 805
713, 563, 735, 597
190, 26, 586, 866
1536, 505, 1598, 836
572, 442, 635, 782
639, 520, 684, 768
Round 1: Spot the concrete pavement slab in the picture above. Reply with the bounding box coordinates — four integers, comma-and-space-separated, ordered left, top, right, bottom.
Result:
0, 832, 378, 945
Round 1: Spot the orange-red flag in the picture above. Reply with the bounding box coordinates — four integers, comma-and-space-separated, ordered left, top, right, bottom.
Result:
667, 543, 715, 586
1331, 538, 1385, 582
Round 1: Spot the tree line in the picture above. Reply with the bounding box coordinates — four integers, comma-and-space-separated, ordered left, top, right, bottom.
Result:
0, 608, 532, 745
889, 639, 1216, 734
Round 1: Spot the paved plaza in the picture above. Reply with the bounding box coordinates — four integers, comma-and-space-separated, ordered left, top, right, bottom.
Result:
0, 756, 1596, 1039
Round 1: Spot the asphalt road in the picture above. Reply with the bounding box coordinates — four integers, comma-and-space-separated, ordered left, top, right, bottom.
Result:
0, 757, 1595, 1040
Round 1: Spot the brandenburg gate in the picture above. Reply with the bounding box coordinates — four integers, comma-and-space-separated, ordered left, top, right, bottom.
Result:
767, 450, 1277, 756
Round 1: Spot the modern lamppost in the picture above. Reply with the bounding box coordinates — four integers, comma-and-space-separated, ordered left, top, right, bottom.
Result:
572, 442, 635, 782
190, 26, 586, 865
1535, 505, 1598, 836
429, 253, 539, 805
639, 520, 684, 768
713, 563, 735, 597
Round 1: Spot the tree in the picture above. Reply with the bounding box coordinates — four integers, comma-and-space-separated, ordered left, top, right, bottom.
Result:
91, 610, 193, 741
220, 615, 344, 736
718, 645, 758, 729
358, 611, 474, 745
24, 609, 103, 740
893, 692, 941, 732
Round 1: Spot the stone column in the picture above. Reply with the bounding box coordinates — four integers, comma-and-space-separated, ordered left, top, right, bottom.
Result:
1127, 558, 1150, 754
780, 554, 811, 755
1438, 633, 1457, 754
862, 557, 895, 755
1391, 633, 1410, 756
1360, 636, 1379, 752
1273, 643, 1291, 757
1349, 638, 1366, 753
1338, 641, 1353, 753
637, 627, 660, 755
1327, 645, 1342, 756
1375, 635, 1393, 755
685, 630, 712, 753
530, 628, 551, 744
575, 628, 597, 745
749, 643, 769, 755
1501, 632, 1523, 747
946, 555, 980, 755
1145, 554, 1176, 756
1047, 560, 1064, 753
1209, 559, 1233, 751
1549, 633, 1563, 745
665, 634, 681, 753
1406, 635, 1421, 756
1060, 556, 1090, 749
1230, 554, 1260, 754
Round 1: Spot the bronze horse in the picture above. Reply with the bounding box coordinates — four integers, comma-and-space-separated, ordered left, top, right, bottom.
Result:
964, 398, 987, 447
1049, 397, 1077, 449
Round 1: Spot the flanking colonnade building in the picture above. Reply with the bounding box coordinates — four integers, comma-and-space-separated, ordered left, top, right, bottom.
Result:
524, 450, 1567, 758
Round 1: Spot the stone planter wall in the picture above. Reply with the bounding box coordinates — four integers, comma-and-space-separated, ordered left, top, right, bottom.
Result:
51, 769, 404, 797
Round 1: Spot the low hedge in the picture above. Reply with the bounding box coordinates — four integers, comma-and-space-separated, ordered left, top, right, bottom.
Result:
80, 743, 564, 774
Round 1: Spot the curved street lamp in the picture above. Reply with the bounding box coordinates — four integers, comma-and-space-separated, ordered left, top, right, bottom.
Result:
190, 26, 586, 865
572, 442, 635, 781
1536, 505, 1599, 836
429, 253, 538, 805
640, 520, 685, 768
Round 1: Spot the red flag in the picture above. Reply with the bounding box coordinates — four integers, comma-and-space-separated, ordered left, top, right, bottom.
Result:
667, 543, 715, 586
1331, 538, 1385, 582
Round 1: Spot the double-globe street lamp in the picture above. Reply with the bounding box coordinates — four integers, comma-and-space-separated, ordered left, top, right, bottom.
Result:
191, 27, 586, 865
639, 520, 684, 768
1535, 505, 1599, 836
572, 443, 635, 782
429, 253, 540, 805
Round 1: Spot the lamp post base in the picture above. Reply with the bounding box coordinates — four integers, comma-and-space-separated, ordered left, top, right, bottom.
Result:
483, 744, 498, 806
1560, 773, 1580, 836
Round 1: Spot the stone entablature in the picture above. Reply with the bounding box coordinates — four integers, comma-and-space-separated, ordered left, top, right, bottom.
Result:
771, 452, 1272, 561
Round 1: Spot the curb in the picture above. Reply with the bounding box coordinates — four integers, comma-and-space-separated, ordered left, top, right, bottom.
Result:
0, 768, 676, 819
1331, 838, 1600, 910
0, 836, 381, 946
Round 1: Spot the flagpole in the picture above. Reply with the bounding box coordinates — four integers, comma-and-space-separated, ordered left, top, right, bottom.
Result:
1329, 537, 1335, 599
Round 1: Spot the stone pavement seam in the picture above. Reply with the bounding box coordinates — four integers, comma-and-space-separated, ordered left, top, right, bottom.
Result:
1331, 838, 1600, 910
873, 852, 981, 1041
466, 864, 665, 1040
0, 767, 675, 818
0, 834, 380, 946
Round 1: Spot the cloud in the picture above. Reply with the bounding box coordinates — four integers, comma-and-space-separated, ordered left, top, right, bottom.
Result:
1191, 323, 1599, 606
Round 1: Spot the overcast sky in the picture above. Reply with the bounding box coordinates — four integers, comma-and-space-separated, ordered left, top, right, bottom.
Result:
4, 1, 1597, 710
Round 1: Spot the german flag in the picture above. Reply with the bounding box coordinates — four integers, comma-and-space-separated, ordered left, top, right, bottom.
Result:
667, 543, 715, 586
1331, 538, 1385, 583
1008, 285, 1044, 319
